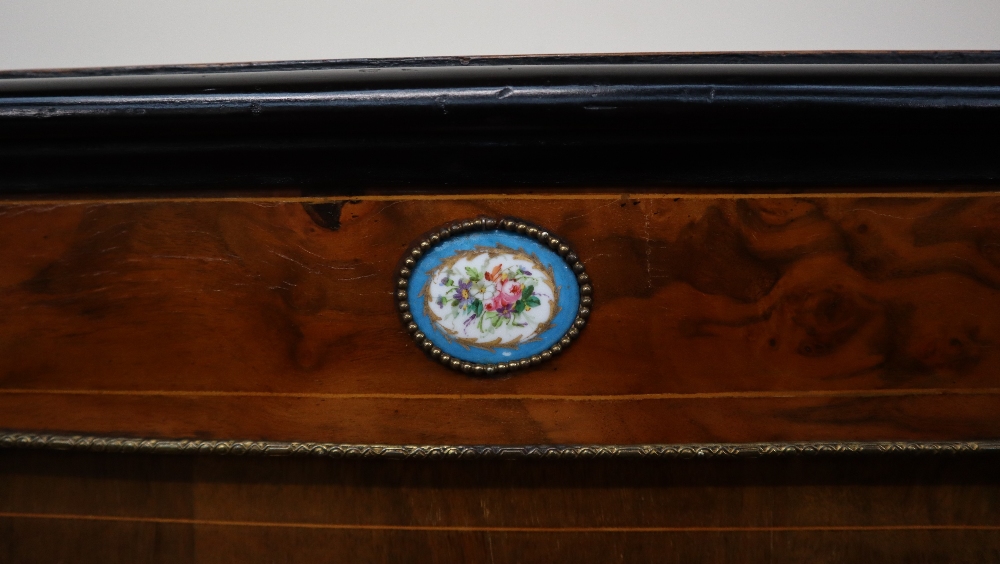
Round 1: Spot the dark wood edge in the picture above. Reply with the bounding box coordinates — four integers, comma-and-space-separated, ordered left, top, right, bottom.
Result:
4, 64, 1000, 95
3, 50, 1000, 194
1, 432, 997, 459
4, 51, 1000, 81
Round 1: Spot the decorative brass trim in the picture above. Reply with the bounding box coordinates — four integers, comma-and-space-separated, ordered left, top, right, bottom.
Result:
397, 216, 591, 376
2, 433, 997, 458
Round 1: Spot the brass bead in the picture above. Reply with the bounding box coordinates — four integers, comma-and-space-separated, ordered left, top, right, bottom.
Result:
484, 218, 498, 229
421, 340, 434, 351
519, 359, 532, 369
401, 313, 414, 322
407, 323, 419, 333
398, 302, 410, 311
540, 351, 552, 361
472, 365, 485, 376
580, 296, 592, 306
530, 355, 542, 365
429, 234, 440, 245
450, 359, 462, 370
526, 227, 538, 238
430, 348, 442, 358
505, 220, 518, 231
397, 278, 408, 288
568, 327, 580, 338
580, 284, 592, 296
413, 331, 425, 342
516, 223, 528, 233
451, 222, 464, 233
577, 273, 590, 284
461, 220, 474, 231
574, 317, 586, 328
496, 362, 508, 373
484, 365, 496, 376
579, 307, 590, 318
558, 245, 570, 256
396, 290, 407, 300
404, 257, 416, 268
461, 363, 473, 374
550, 344, 562, 355
439, 227, 451, 239
566, 253, 578, 263
399, 268, 411, 278
419, 240, 431, 251
548, 238, 560, 249
440, 354, 452, 364
410, 248, 422, 258
560, 336, 572, 346
572, 262, 585, 273
537, 231, 550, 242
473, 218, 484, 230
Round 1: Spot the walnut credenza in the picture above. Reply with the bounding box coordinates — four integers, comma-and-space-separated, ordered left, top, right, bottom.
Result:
2, 53, 999, 563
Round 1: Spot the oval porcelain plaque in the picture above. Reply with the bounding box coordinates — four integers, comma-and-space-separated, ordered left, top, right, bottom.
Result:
397, 218, 591, 376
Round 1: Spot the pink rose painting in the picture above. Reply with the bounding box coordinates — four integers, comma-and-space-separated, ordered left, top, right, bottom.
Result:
436, 262, 542, 332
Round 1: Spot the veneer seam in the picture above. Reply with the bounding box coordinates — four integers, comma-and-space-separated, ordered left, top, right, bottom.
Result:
2, 191, 1000, 205
1, 387, 998, 401
0, 512, 997, 533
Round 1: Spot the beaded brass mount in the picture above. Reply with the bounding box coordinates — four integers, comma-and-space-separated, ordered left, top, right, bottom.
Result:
395, 217, 591, 376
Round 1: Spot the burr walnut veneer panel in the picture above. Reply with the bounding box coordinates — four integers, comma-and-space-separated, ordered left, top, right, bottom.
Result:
2, 194, 1000, 444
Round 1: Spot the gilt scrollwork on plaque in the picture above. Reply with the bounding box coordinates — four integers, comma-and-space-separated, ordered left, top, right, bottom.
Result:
396, 217, 591, 376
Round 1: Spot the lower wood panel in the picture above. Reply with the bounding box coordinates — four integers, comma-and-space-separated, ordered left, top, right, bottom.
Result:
0, 519, 194, 564
3, 194, 1000, 443
2, 449, 999, 563
7, 522, 998, 564
191, 529, 1000, 564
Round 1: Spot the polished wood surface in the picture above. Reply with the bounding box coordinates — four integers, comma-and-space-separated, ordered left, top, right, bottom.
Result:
2, 449, 999, 563
2, 194, 1000, 443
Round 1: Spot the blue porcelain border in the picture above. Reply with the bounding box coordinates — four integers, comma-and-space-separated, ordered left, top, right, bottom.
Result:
408, 230, 580, 364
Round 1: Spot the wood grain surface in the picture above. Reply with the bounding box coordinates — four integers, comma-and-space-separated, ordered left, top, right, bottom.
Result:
2, 449, 999, 563
2, 194, 1000, 444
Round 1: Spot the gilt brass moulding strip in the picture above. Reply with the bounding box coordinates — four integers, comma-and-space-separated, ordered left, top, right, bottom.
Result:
1, 433, 998, 458
396, 216, 592, 376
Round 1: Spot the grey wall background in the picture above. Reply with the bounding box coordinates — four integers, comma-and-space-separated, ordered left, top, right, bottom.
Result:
1, 0, 999, 71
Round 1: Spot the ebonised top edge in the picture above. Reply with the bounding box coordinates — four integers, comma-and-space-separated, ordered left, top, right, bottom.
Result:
2, 51, 1000, 194
3, 64, 1000, 96
4, 50, 1000, 79
3, 52, 1000, 95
